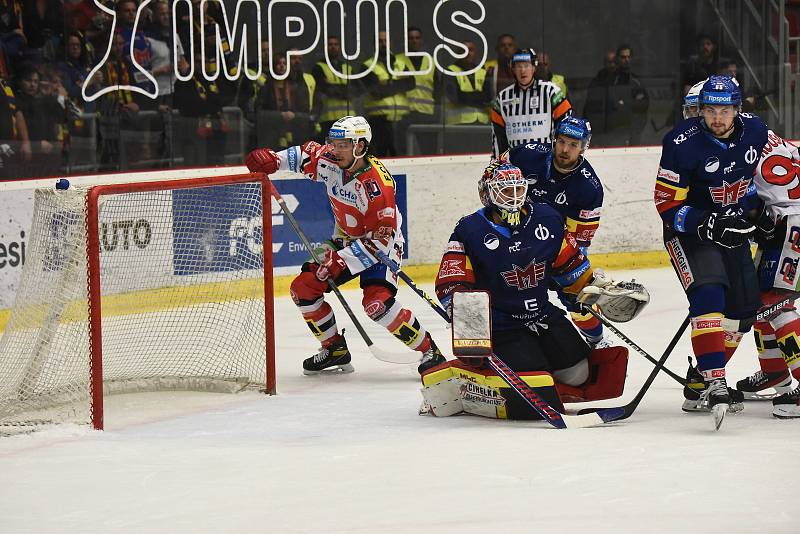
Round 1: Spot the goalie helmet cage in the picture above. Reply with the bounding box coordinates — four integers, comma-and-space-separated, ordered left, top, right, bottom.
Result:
0, 173, 275, 432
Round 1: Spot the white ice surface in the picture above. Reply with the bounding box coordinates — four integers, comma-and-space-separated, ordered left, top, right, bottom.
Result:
1, 267, 799, 534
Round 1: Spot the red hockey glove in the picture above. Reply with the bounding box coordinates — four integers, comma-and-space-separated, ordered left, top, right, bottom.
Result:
245, 148, 279, 174
315, 249, 347, 282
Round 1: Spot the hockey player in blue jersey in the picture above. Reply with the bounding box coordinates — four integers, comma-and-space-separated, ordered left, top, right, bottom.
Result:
508, 117, 606, 346
434, 161, 648, 392
654, 75, 774, 428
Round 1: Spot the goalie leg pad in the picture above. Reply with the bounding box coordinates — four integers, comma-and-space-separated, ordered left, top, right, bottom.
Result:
556, 346, 629, 403
420, 361, 564, 419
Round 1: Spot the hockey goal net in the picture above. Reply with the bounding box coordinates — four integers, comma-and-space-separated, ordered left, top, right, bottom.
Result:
0, 173, 275, 432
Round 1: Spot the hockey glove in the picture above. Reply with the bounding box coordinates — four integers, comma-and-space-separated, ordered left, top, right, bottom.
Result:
245, 148, 279, 174
753, 204, 776, 246
315, 249, 347, 282
696, 212, 755, 248
577, 269, 650, 323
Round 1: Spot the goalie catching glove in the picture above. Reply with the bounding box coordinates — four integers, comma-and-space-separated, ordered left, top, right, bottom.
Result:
577, 269, 650, 323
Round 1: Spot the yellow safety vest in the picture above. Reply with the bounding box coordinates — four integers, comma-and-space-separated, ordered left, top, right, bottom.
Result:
445, 65, 488, 125
317, 61, 353, 122
394, 54, 435, 116
362, 58, 409, 121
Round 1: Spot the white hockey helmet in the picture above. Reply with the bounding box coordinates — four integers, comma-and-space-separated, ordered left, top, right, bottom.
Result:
682, 79, 706, 119
327, 115, 372, 152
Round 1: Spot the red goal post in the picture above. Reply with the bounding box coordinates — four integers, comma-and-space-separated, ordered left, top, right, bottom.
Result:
0, 172, 275, 432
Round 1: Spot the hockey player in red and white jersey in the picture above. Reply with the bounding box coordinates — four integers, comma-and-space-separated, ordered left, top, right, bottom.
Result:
245, 115, 446, 375
740, 130, 800, 418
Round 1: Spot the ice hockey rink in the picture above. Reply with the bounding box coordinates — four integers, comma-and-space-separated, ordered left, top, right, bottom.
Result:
1, 266, 798, 534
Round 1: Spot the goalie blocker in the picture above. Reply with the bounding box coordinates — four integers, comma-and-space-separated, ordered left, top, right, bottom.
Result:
421, 291, 630, 419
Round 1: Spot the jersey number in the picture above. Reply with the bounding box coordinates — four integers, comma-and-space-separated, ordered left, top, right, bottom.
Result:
761, 154, 800, 199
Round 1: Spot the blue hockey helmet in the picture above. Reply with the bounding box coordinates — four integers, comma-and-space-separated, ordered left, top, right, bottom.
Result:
555, 116, 592, 149
699, 75, 741, 107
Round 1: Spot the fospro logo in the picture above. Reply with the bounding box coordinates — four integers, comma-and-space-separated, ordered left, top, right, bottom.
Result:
0, 230, 26, 269
229, 193, 299, 256
83, 0, 489, 101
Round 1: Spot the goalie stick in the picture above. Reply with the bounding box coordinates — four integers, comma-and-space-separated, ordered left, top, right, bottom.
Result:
367, 246, 626, 428
580, 305, 686, 386
269, 182, 418, 364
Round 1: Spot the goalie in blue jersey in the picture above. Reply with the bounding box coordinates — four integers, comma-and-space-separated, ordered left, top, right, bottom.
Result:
420, 161, 649, 419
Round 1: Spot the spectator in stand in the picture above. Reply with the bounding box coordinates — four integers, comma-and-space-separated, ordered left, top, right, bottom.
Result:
22, 0, 63, 63
682, 34, 718, 93
146, 0, 190, 164
717, 58, 757, 111
535, 51, 568, 96
117, 0, 155, 94
444, 39, 491, 126
582, 44, 649, 147
96, 31, 144, 169
256, 51, 317, 150
236, 38, 269, 152
59, 32, 96, 108
173, 40, 227, 166
15, 63, 63, 176
64, 0, 98, 34
485, 33, 516, 98
0, 70, 31, 178
397, 26, 439, 155
0, 0, 25, 70
358, 30, 414, 156
313, 35, 354, 139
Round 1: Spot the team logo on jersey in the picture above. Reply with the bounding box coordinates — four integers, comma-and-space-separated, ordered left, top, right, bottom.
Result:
483, 234, 499, 250
704, 157, 720, 173
501, 260, 546, 290
745, 145, 758, 165
555, 192, 567, 205
534, 223, 550, 240
709, 178, 751, 206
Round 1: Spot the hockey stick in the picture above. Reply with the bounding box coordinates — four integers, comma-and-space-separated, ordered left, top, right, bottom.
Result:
577, 314, 690, 420
269, 182, 418, 364
367, 246, 626, 428
581, 306, 686, 386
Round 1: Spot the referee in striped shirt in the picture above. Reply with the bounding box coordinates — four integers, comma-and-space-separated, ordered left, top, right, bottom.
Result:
491, 49, 572, 157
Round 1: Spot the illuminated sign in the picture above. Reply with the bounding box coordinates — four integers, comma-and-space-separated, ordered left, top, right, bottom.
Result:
82, 0, 487, 100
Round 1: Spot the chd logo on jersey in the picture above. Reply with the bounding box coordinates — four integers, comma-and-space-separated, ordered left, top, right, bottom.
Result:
501, 260, 546, 290
708, 178, 751, 206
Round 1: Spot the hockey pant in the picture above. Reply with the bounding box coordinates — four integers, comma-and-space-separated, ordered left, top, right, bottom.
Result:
290, 260, 433, 353
664, 229, 759, 376
754, 215, 800, 381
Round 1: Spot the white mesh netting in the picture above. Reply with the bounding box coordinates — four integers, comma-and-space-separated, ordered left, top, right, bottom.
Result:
0, 181, 270, 432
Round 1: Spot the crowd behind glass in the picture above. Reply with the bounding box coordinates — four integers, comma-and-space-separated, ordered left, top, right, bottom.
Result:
0, 0, 780, 180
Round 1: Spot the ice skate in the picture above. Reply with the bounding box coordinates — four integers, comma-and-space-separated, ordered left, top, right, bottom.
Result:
303, 335, 354, 375
682, 358, 743, 414
735, 369, 793, 400
418, 341, 446, 375
772, 384, 800, 419
701, 378, 731, 430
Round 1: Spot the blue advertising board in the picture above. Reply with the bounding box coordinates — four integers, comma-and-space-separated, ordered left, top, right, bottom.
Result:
172, 176, 408, 275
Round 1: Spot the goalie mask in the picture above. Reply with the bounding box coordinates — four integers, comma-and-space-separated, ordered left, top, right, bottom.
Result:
479, 161, 527, 228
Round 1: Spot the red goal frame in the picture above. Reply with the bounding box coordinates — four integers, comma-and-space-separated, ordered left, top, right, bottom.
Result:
84, 173, 275, 430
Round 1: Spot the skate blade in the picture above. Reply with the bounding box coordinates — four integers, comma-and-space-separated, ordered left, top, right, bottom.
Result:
682, 399, 707, 412
303, 363, 355, 376
741, 391, 781, 401
712, 403, 728, 431
772, 406, 800, 419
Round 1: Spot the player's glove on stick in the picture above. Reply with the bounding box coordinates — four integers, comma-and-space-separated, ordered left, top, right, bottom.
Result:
578, 269, 650, 323
245, 148, 279, 174
315, 249, 347, 282
696, 212, 755, 248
